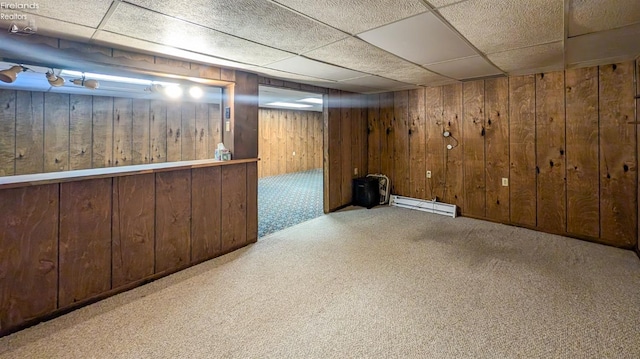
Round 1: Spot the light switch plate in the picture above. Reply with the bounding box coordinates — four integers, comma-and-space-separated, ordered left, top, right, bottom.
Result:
502, 178, 509, 186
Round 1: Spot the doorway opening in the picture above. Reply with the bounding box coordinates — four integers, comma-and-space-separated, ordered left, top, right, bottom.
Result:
257, 86, 324, 238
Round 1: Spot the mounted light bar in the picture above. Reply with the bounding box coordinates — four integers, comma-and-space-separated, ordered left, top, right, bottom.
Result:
59, 70, 178, 86
265, 102, 312, 109
297, 97, 323, 104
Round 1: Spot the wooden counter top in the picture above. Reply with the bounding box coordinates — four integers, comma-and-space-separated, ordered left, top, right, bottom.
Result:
0, 158, 258, 189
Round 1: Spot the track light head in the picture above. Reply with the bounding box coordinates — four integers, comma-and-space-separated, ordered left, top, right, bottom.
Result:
46, 71, 65, 87
71, 76, 99, 89
145, 84, 164, 93
0, 65, 27, 83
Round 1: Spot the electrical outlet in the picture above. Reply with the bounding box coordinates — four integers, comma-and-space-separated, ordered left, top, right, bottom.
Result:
354, 167, 358, 175
502, 178, 509, 186
292, 151, 296, 156
426, 170, 432, 178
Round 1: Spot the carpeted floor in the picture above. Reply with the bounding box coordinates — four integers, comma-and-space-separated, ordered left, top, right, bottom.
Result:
258, 169, 323, 238
1, 206, 639, 358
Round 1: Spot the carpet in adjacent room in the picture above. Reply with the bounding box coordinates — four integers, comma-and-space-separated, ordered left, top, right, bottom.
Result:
258, 168, 323, 238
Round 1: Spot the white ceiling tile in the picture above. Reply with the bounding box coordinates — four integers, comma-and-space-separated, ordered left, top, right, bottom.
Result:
304, 37, 441, 84
488, 41, 563, 75
566, 23, 640, 67
103, 3, 292, 66
0, 14, 96, 41
439, 0, 563, 54
426, 0, 468, 8
425, 56, 502, 80
339, 75, 409, 89
246, 66, 336, 83
569, 0, 640, 37
424, 78, 460, 87
266, 57, 365, 81
13, 0, 113, 28
386, 65, 452, 86
272, 0, 428, 35
93, 32, 257, 70
358, 12, 477, 65
125, 0, 347, 54
327, 82, 379, 93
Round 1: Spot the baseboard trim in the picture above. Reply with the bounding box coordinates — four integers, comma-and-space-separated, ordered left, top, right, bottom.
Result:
327, 203, 352, 213
461, 213, 636, 251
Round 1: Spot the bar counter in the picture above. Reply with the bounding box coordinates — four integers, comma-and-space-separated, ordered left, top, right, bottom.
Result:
0, 159, 258, 336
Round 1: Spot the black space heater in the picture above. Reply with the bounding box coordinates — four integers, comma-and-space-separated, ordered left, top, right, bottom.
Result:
352, 176, 380, 209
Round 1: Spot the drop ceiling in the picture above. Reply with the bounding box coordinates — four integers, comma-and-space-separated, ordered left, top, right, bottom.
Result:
0, 0, 639, 93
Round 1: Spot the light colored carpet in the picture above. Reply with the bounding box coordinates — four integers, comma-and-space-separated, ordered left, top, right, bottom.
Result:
1, 206, 639, 358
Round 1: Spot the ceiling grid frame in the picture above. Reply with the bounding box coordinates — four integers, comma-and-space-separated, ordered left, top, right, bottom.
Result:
0, 0, 638, 93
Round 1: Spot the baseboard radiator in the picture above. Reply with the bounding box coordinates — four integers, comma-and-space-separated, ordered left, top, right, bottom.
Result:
389, 195, 457, 218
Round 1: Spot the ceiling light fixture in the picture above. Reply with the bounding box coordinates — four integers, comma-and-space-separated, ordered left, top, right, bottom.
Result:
144, 83, 164, 93
45, 70, 64, 87
297, 97, 323, 104
71, 75, 99, 89
0, 65, 27, 83
164, 85, 182, 99
265, 102, 313, 109
60, 70, 178, 87
189, 86, 203, 99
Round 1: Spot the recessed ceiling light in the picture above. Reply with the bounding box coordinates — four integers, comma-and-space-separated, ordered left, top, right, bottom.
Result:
189, 86, 203, 99
265, 102, 313, 109
297, 97, 323, 104
165, 85, 183, 99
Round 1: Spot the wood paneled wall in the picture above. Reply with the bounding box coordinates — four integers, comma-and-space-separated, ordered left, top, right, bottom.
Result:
367, 61, 638, 249
227, 71, 259, 160
258, 108, 323, 178
0, 90, 222, 176
325, 90, 368, 212
637, 58, 640, 257
0, 161, 257, 336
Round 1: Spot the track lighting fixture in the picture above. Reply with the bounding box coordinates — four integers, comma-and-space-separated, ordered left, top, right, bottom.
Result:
0, 65, 209, 100
45, 70, 64, 87
71, 75, 99, 89
145, 83, 164, 93
0, 65, 27, 83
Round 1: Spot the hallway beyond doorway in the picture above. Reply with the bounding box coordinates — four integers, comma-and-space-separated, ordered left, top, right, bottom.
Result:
258, 169, 323, 238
